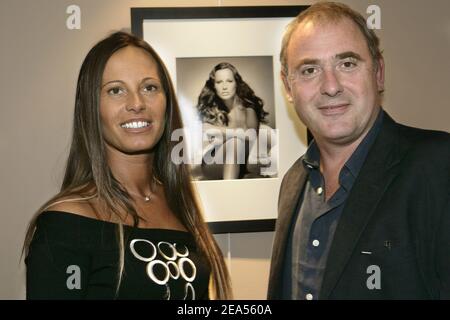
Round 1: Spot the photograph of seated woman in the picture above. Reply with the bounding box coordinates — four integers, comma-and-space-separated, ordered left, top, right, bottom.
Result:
196, 62, 270, 180
23, 32, 231, 300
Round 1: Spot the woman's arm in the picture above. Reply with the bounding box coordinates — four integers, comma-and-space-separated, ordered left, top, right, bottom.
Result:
26, 212, 91, 299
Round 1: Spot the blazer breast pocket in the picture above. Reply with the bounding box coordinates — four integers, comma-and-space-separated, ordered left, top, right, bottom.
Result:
359, 240, 417, 271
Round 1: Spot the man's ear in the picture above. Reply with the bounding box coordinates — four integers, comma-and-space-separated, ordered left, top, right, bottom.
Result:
375, 56, 385, 93
281, 71, 293, 103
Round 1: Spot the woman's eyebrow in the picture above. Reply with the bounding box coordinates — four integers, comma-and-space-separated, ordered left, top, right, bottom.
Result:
102, 77, 160, 88
141, 76, 159, 82
101, 80, 124, 88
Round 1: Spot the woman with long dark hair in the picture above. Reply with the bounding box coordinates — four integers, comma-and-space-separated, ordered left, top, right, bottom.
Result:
196, 62, 269, 180
23, 32, 231, 299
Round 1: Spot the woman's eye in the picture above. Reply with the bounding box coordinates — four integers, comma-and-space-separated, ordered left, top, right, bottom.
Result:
144, 84, 158, 92
107, 87, 124, 95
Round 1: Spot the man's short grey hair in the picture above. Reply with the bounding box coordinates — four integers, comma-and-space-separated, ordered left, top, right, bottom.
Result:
280, 1, 383, 75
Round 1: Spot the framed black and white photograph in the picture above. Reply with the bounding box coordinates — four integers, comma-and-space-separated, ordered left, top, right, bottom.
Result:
131, 6, 309, 233
176, 55, 277, 181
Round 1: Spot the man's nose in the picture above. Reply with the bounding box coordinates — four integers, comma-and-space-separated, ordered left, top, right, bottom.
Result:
320, 69, 343, 97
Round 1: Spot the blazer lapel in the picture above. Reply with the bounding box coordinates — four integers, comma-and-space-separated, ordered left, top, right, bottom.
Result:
268, 158, 308, 298
320, 113, 408, 299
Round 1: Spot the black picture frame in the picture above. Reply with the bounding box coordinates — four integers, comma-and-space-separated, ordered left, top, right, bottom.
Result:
130, 6, 308, 234
131, 6, 308, 38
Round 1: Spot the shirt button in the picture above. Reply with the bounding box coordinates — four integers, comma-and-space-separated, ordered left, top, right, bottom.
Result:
306, 293, 313, 300
312, 239, 320, 247
317, 187, 323, 195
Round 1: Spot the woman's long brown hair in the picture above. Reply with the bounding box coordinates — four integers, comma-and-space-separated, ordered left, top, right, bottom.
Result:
23, 31, 232, 299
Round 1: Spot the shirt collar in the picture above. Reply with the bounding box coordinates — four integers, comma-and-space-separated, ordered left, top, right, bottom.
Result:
302, 140, 320, 170
343, 109, 384, 178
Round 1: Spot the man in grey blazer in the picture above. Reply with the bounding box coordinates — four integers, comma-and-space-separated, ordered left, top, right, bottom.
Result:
268, 2, 450, 299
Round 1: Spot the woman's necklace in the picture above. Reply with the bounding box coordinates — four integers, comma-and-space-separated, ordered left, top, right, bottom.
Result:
127, 190, 152, 202
125, 177, 162, 203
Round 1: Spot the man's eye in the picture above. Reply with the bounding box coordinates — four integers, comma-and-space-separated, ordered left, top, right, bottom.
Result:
301, 67, 318, 76
303, 68, 315, 75
340, 60, 357, 70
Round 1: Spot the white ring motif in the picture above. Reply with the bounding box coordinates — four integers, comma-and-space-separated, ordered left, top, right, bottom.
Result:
184, 282, 196, 300
130, 239, 157, 262
178, 257, 196, 282
166, 261, 180, 279
146, 260, 170, 285
130, 238, 197, 298
174, 243, 189, 257
163, 284, 171, 300
157, 241, 177, 261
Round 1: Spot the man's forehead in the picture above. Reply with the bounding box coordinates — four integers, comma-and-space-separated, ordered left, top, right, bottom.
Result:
293, 17, 361, 40
288, 17, 368, 60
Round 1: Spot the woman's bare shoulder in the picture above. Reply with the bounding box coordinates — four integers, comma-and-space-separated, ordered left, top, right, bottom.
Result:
44, 195, 100, 219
